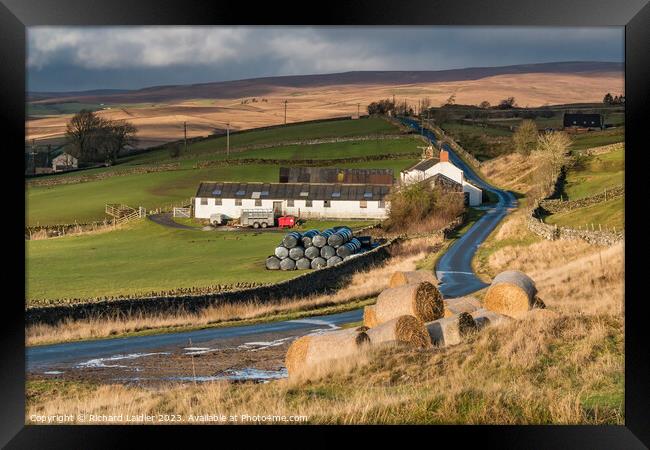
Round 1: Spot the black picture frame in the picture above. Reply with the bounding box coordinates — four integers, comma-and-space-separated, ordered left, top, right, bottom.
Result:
2, 0, 647, 447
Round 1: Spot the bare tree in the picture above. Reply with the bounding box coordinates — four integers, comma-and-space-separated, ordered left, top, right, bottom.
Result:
532, 131, 572, 197
512, 119, 538, 155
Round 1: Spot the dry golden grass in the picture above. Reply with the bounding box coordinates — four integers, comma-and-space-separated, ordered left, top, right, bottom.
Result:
480, 152, 538, 194
27, 71, 623, 147
27, 236, 439, 346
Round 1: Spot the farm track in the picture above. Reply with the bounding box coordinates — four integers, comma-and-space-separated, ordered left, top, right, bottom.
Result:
27, 119, 517, 379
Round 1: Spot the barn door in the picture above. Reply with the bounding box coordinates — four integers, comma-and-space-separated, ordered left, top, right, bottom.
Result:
273, 201, 283, 216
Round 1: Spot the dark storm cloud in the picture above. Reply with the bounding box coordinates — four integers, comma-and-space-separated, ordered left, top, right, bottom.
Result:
27, 26, 624, 92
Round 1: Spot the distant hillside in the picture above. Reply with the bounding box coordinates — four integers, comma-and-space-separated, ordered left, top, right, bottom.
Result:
29, 61, 622, 104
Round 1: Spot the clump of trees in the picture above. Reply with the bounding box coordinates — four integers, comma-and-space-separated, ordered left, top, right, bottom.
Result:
496, 97, 517, 109
367, 99, 396, 115
603, 93, 625, 105
65, 110, 137, 164
512, 119, 538, 155
385, 183, 465, 234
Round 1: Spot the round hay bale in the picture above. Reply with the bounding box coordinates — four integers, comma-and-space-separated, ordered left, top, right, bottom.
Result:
426, 312, 477, 347
388, 270, 437, 288
443, 296, 482, 318
301, 229, 320, 247
366, 315, 432, 349
326, 255, 343, 267
375, 281, 443, 325
274, 246, 289, 259
363, 304, 379, 328
312, 229, 335, 248
304, 246, 321, 260
265, 255, 281, 270
285, 328, 370, 376
280, 258, 296, 271
471, 308, 511, 330
288, 246, 305, 260
282, 231, 302, 249
310, 257, 327, 269
320, 245, 336, 259
484, 270, 538, 318
295, 257, 311, 270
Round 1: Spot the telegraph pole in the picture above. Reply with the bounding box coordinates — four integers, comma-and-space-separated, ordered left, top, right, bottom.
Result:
226, 122, 230, 157
183, 121, 187, 153
284, 100, 288, 125
357, 103, 360, 118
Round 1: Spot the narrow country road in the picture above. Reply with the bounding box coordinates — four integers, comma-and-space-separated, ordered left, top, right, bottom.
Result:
28, 119, 516, 377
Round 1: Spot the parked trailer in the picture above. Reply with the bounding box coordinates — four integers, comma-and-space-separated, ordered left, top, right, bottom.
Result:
240, 209, 275, 229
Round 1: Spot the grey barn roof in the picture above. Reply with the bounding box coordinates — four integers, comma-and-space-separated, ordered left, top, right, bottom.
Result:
408, 158, 438, 172
196, 182, 391, 201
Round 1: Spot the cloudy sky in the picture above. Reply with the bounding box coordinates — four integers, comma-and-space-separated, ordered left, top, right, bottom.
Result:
27, 26, 624, 92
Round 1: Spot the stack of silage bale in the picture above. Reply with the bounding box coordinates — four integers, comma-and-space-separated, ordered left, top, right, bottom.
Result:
266, 226, 369, 271
285, 268, 548, 377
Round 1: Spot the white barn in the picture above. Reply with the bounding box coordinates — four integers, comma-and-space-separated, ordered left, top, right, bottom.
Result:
194, 181, 391, 221
400, 150, 482, 206
51, 152, 78, 172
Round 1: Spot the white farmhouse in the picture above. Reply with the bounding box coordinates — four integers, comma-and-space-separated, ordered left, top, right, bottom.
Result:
194, 181, 391, 221
51, 152, 78, 172
400, 150, 482, 206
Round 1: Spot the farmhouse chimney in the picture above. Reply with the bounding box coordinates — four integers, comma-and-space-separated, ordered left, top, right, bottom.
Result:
440, 149, 449, 162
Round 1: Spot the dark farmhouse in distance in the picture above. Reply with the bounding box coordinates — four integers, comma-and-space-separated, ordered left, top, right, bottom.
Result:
279, 167, 394, 185
563, 113, 603, 130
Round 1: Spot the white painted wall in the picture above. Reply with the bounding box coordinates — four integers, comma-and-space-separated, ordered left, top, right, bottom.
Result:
462, 182, 482, 206
401, 160, 482, 206
194, 197, 389, 220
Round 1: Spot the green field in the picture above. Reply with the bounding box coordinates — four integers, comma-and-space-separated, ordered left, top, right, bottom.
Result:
27, 155, 417, 226
545, 197, 624, 230
569, 127, 624, 152
564, 147, 624, 200
26, 220, 303, 301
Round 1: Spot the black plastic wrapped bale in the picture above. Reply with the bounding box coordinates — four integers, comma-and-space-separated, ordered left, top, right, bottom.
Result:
289, 246, 305, 260
310, 257, 327, 269
301, 229, 320, 247
320, 245, 336, 259
295, 257, 311, 270
326, 255, 343, 267
357, 236, 372, 248
304, 246, 321, 260
282, 231, 303, 249
265, 255, 281, 270
274, 246, 289, 259
280, 257, 297, 270
336, 238, 362, 258
312, 229, 335, 248
327, 227, 353, 248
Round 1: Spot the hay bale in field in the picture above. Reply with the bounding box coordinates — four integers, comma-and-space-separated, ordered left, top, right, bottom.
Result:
388, 270, 437, 288
363, 304, 379, 328
483, 270, 538, 318
288, 246, 305, 260
265, 255, 281, 270
320, 245, 336, 259
295, 257, 311, 270
282, 231, 302, 249
274, 246, 289, 259
310, 257, 327, 269
280, 258, 296, 271
471, 308, 511, 330
375, 281, 443, 324
285, 328, 370, 376
304, 246, 321, 260
326, 255, 343, 267
366, 315, 432, 349
426, 312, 477, 347
443, 296, 482, 318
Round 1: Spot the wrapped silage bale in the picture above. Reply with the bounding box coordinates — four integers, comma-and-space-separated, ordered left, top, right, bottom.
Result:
282, 231, 303, 249
304, 246, 321, 260
320, 245, 336, 259
312, 229, 335, 248
301, 229, 320, 247
310, 257, 327, 269
280, 258, 296, 271
289, 246, 305, 260
326, 255, 343, 267
265, 255, 281, 270
327, 227, 353, 248
295, 257, 311, 270
274, 246, 289, 259
336, 238, 362, 258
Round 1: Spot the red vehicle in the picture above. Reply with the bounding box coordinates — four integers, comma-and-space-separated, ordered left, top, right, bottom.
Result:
278, 215, 296, 228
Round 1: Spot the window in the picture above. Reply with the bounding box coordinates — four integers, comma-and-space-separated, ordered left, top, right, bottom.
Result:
379, 200, 386, 209
200, 198, 208, 205
215, 198, 222, 206
235, 198, 242, 206
324, 200, 331, 208
287, 199, 294, 207
305, 200, 313, 207
255, 199, 262, 207
360, 200, 367, 208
